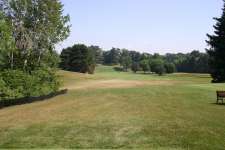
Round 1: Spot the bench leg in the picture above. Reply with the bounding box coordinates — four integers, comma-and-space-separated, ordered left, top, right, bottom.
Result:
217, 97, 225, 104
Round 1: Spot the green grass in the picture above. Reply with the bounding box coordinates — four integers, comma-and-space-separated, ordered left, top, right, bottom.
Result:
0, 65, 225, 149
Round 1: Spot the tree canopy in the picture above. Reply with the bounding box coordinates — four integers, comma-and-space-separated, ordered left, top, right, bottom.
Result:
120, 49, 132, 71
206, 0, 225, 82
100, 46, 209, 75
0, 0, 70, 100
103, 48, 121, 65
60, 44, 96, 74
1, 0, 70, 71
88, 45, 103, 65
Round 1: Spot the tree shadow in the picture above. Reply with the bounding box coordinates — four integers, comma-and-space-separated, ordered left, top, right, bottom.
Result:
135, 72, 162, 76
136, 72, 151, 75
113, 67, 124, 72
198, 76, 211, 79
0, 89, 68, 109
211, 102, 225, 106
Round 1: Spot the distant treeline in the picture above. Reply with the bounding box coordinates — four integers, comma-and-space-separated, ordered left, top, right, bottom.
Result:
60, 44, 209, 75
102, 48, 209, 74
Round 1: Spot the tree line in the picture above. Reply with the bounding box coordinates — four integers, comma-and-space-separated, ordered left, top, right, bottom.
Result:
60, 44, 210, 75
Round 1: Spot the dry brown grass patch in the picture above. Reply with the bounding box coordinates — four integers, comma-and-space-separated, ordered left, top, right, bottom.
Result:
65, 79, 174, 90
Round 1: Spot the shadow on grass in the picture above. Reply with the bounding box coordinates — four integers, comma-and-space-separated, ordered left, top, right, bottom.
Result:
211, 102, 225, 106
0, 89, 68, 109
135, 72, 165, 77
198, 76, 211, 79
113, 67, 124, 72
136, 72, 153, 75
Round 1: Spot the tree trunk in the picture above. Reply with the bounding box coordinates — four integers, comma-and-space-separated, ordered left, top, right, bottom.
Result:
23, 59, 27, 70
10, 51, 13, 69
38, 51, 41, 66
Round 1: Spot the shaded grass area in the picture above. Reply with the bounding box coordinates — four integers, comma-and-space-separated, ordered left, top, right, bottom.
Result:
0, 89, 68, 109
0, 65, 225, 149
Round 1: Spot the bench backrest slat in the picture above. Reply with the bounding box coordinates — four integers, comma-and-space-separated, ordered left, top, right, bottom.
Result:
217, 91, 225, 97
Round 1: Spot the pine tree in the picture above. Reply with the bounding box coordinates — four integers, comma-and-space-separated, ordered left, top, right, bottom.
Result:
60, 44, 96, 74
206, 0, 225, 82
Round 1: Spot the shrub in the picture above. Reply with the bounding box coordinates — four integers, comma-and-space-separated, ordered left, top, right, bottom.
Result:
0, 69, 60, 100
0, 77, 9, 98
31, 68, 60, 96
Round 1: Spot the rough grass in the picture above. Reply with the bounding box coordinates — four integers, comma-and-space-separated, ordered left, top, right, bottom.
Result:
0, 65, 224, 149
65, 79, 175, 90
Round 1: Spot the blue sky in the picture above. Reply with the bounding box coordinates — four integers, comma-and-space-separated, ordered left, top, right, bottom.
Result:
56, 0, 223, 54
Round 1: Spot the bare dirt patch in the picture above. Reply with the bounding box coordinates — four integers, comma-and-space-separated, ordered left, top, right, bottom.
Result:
65, 79, 174, 90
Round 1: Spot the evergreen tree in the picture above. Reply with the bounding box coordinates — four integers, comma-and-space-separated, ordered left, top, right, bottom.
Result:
88, 45, 103, 64
129, 51, 141, 62
60, 44, 96, 74
103, 48, 120, 65
206, 1, 225, 82
60, 47, 72, 70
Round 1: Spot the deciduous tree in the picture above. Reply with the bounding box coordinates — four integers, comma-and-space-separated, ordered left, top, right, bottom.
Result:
120, 49, 132, 71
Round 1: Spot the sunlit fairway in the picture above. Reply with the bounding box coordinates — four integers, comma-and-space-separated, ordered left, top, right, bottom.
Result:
0, 65, 225, 149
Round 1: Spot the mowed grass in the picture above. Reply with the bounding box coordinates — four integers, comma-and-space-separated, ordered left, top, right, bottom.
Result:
0, 65, 225, 149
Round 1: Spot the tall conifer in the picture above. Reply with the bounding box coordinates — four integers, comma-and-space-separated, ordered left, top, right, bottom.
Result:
206, 0, 225, 82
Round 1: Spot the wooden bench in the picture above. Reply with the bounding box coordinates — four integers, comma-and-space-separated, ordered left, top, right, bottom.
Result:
217, 91, 225, 104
